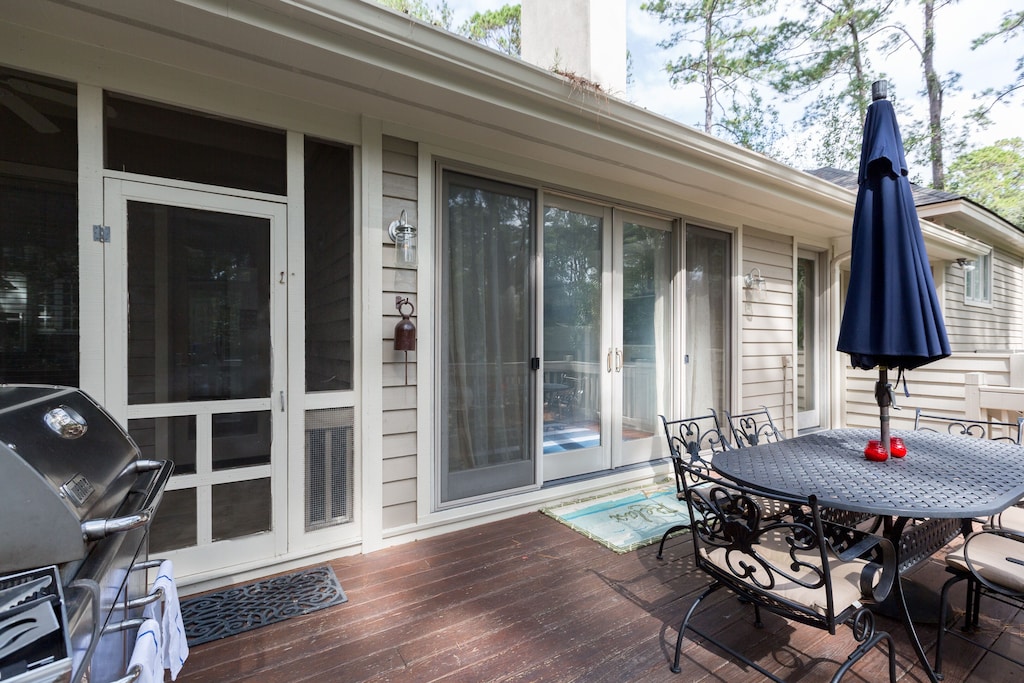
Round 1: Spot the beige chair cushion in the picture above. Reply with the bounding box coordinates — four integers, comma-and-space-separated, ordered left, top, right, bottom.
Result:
992, 505, 1024, 533
702, 541, 870, 616
946, 533, 1024, 594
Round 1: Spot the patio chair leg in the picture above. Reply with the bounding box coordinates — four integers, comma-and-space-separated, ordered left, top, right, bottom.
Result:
672, 583, 722, 673
935, 573, 965, 677
657, 524, 687, 560
832, 628, 897, 683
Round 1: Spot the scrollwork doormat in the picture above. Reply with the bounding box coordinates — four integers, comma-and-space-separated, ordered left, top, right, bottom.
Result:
540, 481, 691, 553
180, 565, 347, 646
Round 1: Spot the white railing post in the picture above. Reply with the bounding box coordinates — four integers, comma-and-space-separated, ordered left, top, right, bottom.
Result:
965, 372, 984, 420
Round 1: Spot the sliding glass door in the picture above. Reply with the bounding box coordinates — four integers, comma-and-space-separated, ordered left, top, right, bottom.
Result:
439, 172, 536, 504
542, 196, 672, 481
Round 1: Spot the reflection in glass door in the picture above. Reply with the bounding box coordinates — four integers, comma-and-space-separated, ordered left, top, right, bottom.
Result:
797, 251, 822, 429
105, 180, 287, 577
542, 199, 608, 479
685, 227, 731, 419
542, 198, 671, 480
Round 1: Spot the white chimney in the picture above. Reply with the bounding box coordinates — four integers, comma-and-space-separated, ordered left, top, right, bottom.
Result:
521, 0, 627, 97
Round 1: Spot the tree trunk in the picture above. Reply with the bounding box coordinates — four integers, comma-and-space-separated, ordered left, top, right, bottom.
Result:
924, 0, 945, 189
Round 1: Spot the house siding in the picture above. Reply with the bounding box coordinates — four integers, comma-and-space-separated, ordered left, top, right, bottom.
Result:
740, 228, 794, 435
844, 353, 1018, 429
381, 135, 419, 529
943, 249, 1024, 351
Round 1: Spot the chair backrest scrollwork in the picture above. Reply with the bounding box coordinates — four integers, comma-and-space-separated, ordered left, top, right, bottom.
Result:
913, 408, 1024, 445
725, 407, 784, 447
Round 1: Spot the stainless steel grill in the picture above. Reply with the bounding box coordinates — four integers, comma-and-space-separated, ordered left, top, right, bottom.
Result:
0, 385, 173, 683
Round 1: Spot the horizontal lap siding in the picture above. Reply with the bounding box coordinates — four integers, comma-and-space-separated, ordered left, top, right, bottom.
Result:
741, 228, 793, 434
381, 136, 418, 529
944, 249, 1024, 351
844, 354, 1016, 430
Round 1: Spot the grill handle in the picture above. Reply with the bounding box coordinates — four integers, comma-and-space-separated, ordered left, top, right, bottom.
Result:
80, 460, 174, 542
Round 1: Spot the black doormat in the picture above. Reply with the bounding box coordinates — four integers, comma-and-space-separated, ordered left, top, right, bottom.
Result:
180, 565, 347, 647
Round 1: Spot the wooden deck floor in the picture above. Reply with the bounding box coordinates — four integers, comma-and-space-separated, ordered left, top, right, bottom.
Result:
177, 512, 1023, 682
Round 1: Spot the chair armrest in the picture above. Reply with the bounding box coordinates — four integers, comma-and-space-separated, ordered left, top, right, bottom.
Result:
824, 522, 897, 603
960, 528, 1024, 597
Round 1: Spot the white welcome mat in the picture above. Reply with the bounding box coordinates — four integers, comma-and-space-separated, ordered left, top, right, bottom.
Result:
540, 480, 691, 553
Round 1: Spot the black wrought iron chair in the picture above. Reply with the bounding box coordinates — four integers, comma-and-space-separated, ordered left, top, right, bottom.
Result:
913, 407, 1024, 445
725, 407, 784, 447
723, 406, 874, 530
670, 461, 898, 681
934, 527, 1024, 675
656, 412, 731, 559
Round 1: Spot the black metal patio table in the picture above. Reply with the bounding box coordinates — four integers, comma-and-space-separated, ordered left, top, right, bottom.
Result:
711, 428, 1024, 683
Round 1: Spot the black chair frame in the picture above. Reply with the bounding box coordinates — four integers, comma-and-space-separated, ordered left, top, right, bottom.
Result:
656, 412, 730, 559
934, 528, 1024, 675
913, 408, 1024, 445
726, 407, 785, 447
671, 463, 898, 682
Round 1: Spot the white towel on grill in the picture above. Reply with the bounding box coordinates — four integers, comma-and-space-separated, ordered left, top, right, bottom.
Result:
129, 618, 163, 683
143, 560, 189, 679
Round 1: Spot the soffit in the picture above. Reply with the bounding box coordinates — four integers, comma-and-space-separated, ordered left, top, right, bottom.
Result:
4, 0, 855, 235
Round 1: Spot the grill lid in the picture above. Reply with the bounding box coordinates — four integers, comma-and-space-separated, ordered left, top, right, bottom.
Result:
0, 385, 168, 573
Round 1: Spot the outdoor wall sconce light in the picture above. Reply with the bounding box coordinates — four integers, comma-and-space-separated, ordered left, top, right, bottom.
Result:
394, 296, 416, 385
954, 258, 975, 271
744, 267, 767, 293
388, 210, 417, 268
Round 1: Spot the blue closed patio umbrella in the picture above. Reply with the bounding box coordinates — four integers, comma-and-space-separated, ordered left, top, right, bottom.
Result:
837, 80, 951, 456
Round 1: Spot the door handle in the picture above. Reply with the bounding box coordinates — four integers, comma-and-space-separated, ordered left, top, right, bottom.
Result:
280, 391, 285, 412
607, 349, 613, 373
615, 348, 623, 372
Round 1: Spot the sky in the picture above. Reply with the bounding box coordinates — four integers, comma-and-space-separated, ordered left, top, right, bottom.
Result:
439, 0, 1020, 180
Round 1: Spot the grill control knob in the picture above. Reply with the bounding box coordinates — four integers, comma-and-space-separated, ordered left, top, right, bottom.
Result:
44, 405, 88, 439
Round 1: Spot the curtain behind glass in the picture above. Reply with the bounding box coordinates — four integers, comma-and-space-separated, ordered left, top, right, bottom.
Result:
685, 227, 730, 417
440, 172, 535, 503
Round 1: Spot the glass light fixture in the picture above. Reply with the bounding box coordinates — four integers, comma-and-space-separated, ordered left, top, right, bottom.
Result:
388, 210, 417, 268
744, 267, 767, 292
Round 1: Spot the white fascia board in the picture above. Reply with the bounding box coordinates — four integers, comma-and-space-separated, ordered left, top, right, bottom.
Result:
36, 0, 855, 233
917, 199, 1024, 254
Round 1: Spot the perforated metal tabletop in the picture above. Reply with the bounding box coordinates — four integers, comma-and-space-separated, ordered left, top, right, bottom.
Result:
712, 428, 1024, 519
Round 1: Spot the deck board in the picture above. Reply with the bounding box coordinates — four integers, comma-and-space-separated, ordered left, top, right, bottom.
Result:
176, 512, 1023, 682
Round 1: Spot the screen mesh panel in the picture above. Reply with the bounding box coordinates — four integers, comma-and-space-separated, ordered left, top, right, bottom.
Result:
305, 407, 354, 531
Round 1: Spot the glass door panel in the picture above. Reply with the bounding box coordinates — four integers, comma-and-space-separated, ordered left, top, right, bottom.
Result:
617, 215, 672, 466
439, 172, 536, 505
685, 226, 731, 419
105, 179, 287, 577
797, 251, 823, 430
542, 199, 609, 480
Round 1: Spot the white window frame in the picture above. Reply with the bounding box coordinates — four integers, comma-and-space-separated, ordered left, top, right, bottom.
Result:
964, 249, 993, 306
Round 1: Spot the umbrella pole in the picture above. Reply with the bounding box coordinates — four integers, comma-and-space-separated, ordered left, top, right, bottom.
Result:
875, 367, 891, 457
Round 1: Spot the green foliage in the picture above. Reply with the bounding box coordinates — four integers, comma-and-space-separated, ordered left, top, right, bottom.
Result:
767, 0, 894, 168
459, 5, 521, 57
946, 138, 1024, 227
641, 0, 780, 133
376, 0, 454, 29
718, 88, 787, 159
971, 9, 1024, 114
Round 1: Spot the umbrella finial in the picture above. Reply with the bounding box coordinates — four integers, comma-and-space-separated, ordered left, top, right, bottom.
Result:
871, 80, 888, 101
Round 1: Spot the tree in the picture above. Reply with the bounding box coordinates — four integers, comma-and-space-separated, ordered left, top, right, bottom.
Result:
945, 138, 1024, 227
879, 0, 965, 189
971, 9, 1024, 114
767, 0, 898, 169
718, 88, 787, 158
460, 5, 521, 57
641, 0, 779, 134
375, 0, 453, 29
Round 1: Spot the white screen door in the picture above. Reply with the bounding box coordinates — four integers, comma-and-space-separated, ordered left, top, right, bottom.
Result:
104, 179, 288, 578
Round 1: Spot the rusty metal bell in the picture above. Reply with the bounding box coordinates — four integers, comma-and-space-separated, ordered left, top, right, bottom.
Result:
394, 297, 416, 351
